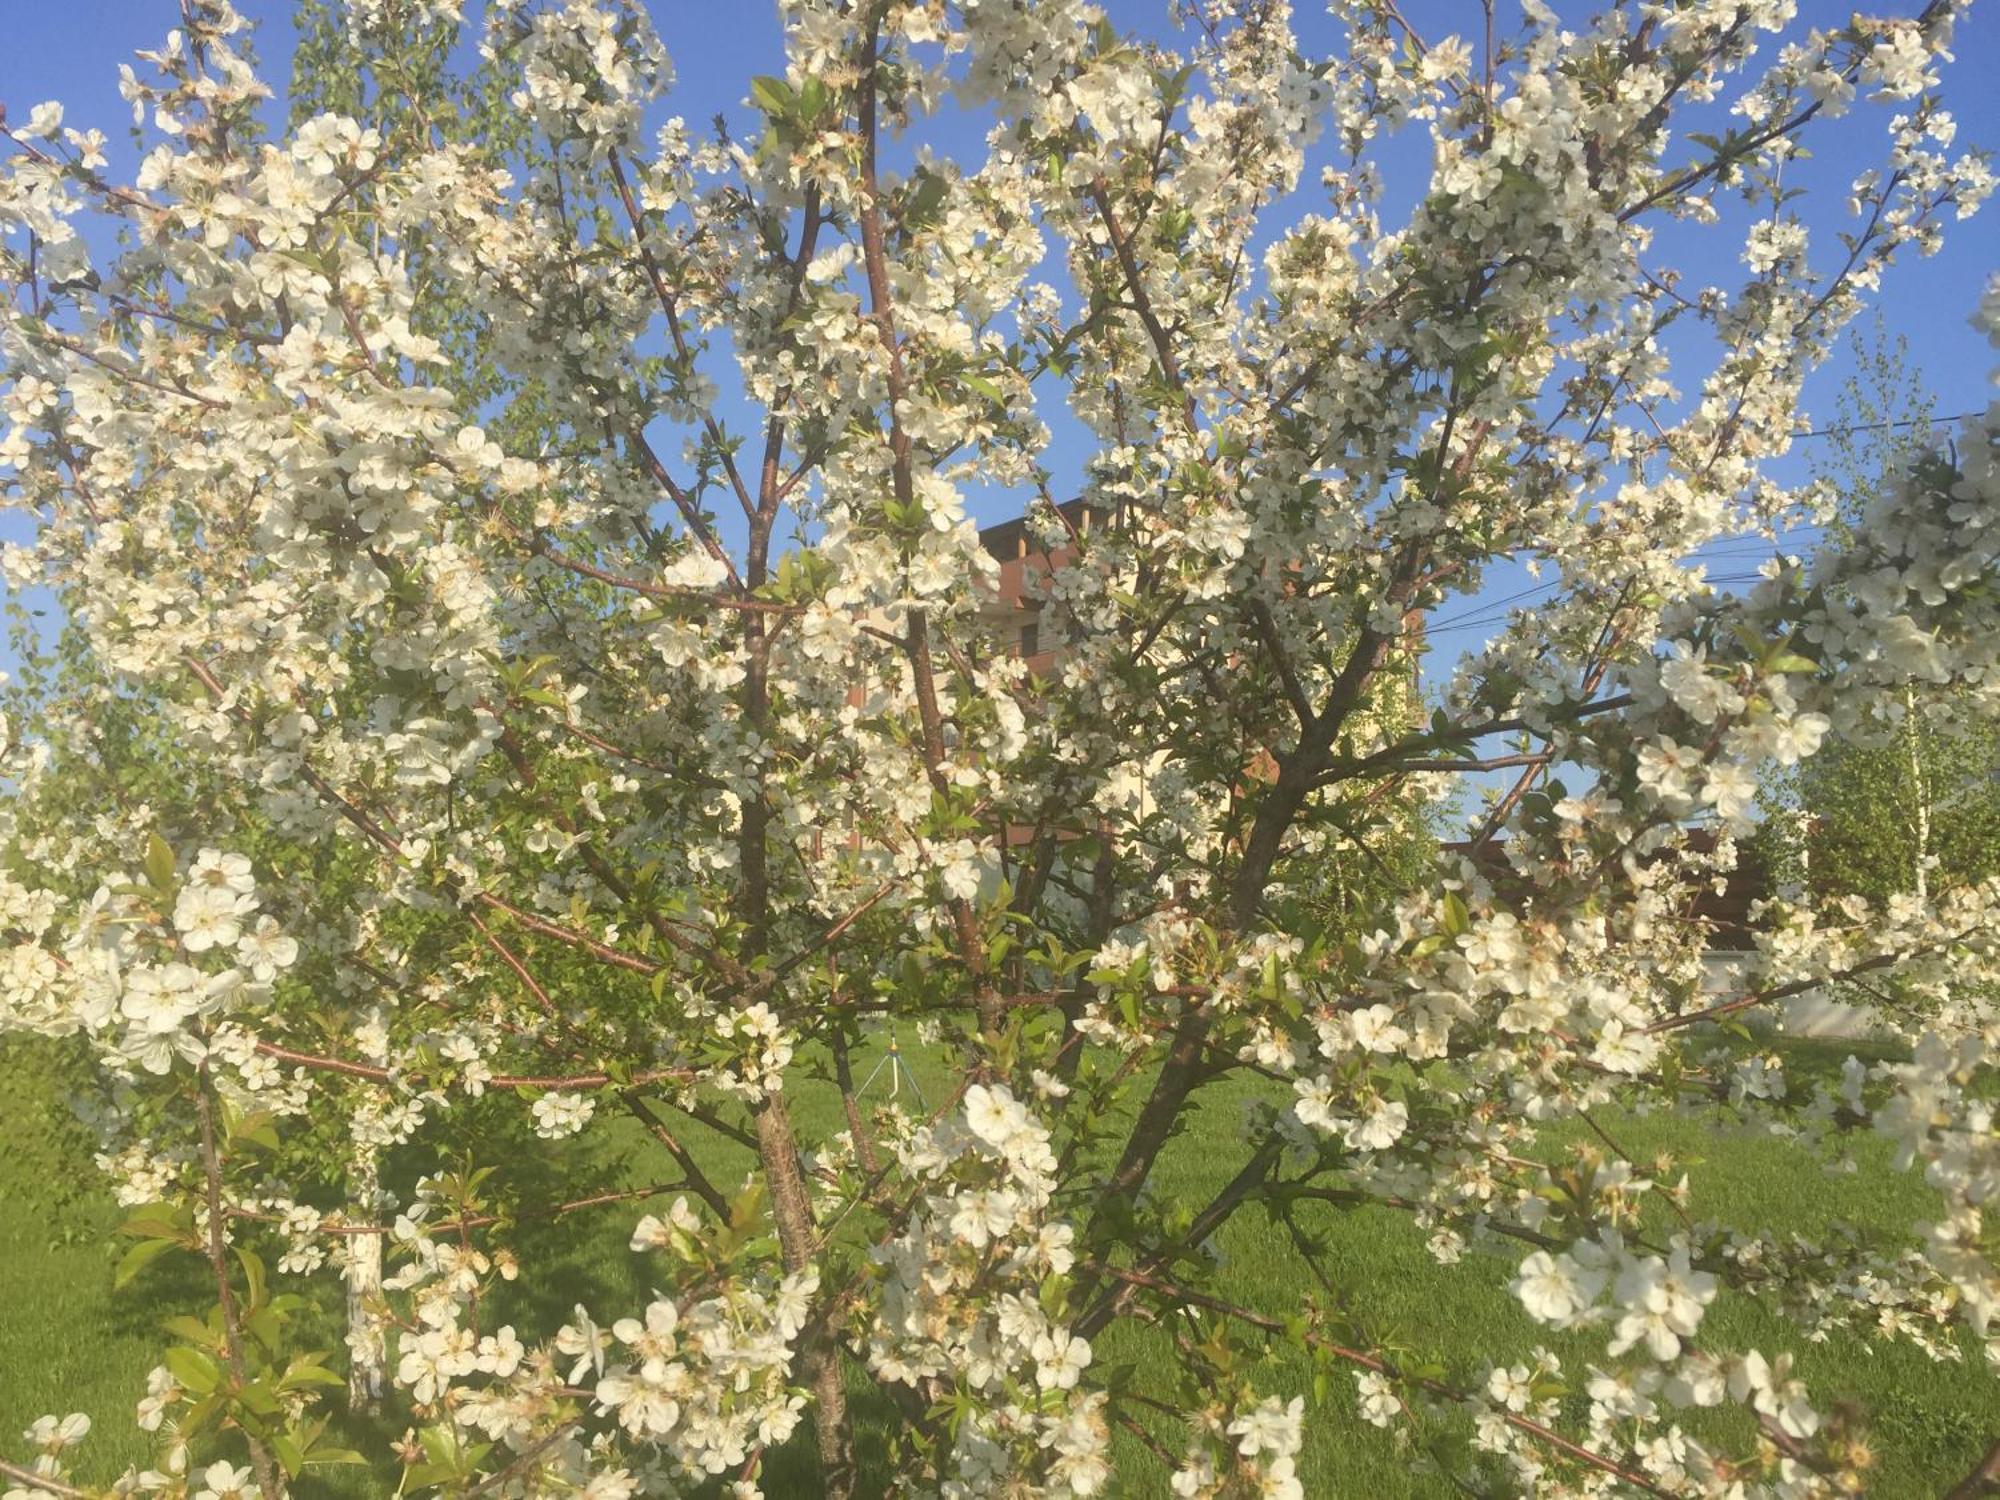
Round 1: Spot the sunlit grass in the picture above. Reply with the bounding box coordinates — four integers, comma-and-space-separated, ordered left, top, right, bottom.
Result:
1, 1033, 1991, 1496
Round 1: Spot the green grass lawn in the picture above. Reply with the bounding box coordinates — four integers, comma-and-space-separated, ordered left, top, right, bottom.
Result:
1, 1032, 1993, 1496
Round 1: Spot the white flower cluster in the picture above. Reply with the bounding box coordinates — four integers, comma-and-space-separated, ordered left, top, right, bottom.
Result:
0, 844, 297, 1078
1873, 1030, 2000, 1354
870, 1085, 1105, 1495
586, 1264, 815, 1482
1168, 1395, 1307, 1500
1, 0, 1998, 1493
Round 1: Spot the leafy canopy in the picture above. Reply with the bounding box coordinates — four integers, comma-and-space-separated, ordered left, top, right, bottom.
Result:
2, 1, 1999, 1496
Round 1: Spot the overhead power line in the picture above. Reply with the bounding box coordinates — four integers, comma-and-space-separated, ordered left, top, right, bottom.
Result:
1790, 411, 1979, 439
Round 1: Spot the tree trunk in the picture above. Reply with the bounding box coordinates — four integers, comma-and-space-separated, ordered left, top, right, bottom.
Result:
345, 1145, 385, 1411
755, 1097, 855, 1499
1905, 686, 1931, 903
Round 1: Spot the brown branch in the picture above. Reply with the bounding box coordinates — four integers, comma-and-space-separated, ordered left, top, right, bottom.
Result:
1246, 598, 1314, 730
1641, 946, 1937, 1035
250, 1039, 690, 1091
1614, 2, 1948, 227
623, 1094, 732, 1219
182, 652, 409, 859
104, 291, 280, 347
607, 148, 758, 526
0, 1459, 86, 1497
1088, 180, 1190, 415
829, 1023, 881, 1177
33, 328, 229, 409
723, 52, 855, 1490
766, 878, 905, 985
460, 1418, 582, 1499
233, 1180, 690, 1237
852, 17, 996, 1041
754, 180, 825, 515
518, 529, 787, 612
467, 907, 560, 1016
474, 892, 663, 976
1946, 1437, 2000, 1500
1076, 1134, 1285, 1338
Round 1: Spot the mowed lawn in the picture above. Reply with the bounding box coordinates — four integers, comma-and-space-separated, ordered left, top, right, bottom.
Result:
1, 1031, 1994, 1497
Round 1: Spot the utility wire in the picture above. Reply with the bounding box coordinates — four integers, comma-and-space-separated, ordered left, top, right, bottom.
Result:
1789, 411, 1977, 439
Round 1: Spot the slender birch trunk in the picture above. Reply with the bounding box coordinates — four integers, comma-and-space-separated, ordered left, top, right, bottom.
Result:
346, 1144, 385, 1410
1906, 685, 1931, 903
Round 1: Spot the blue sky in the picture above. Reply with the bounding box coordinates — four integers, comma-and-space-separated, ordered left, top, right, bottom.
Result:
3, 1, 1996, 682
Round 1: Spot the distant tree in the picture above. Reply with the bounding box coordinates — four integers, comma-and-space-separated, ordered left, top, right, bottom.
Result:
4, 5, 2000, 1497
1757, 324, 2000, 906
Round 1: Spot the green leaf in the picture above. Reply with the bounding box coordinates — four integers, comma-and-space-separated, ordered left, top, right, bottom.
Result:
165, 1345, 221, 1396
726, 1179, 769, 1235
238, 1377, 283, 1416
163, 1313, 219, 1346
118, 1204, 188, 1241
233, 1109, 281, 1152
419, 1424, 461, 1470
905, 170, 950, 231
235, 1245, 268, 1316
306, 1448, 368, 1468
145, 831, 176, 893
749, 75, 796, 120
961, 373, 1005, 406
271, 1431, 306, 1480
279, 1360, 346, 1391
114, 1236, 177, 1289
1038, 1271, 1068, 1319
180, 1392, 221, 1438
1440, 891, 1470, 938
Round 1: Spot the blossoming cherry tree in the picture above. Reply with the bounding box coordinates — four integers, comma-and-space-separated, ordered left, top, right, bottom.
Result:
2, 0, 1999, 1496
